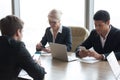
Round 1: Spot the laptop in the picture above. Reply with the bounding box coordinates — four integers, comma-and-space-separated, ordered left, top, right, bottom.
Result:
49, 43, 78, 62
107, 51, 120, 80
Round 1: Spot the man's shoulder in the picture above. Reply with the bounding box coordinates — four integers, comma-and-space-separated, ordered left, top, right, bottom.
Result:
110, 25, 120, 34
0, 36, 25, 52
90, 29, 97, 34
6, 37, 25, 49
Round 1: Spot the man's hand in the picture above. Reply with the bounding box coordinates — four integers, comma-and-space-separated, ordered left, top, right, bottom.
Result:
78, 49, 89, 58
88, 50, 104, 60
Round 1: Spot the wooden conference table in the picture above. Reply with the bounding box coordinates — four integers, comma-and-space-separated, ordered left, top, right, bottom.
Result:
19, 53, 117, 80
39, 53, 116, 80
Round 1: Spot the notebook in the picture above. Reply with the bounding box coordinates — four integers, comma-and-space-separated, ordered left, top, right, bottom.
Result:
107, 51, 120, 80
49, 43, 78, 62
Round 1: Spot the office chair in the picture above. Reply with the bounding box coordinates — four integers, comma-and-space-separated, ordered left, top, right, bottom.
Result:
69, 26, 89, 52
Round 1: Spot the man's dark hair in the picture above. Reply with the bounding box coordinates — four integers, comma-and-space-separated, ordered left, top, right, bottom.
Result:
0, 15, 24, 37
93, 10, 110, 23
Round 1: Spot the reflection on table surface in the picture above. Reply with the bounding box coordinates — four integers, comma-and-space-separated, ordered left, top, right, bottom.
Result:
39, 53, 116, 80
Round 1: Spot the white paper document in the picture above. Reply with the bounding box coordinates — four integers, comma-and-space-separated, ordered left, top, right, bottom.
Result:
79, 56, 100, 63
18, 69, 33, 80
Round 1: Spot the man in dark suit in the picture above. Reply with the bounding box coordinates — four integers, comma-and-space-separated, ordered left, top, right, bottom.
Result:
36, 9, 72, 52
0, 15, 46, 80
76, 10, 120, 60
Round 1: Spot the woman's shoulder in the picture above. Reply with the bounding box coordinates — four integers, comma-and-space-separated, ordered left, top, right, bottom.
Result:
45, 27, 51, 31
62, 26, 70, 30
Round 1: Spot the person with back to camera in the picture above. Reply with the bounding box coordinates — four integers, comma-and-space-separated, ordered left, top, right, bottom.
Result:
0, 15, 46, 80
36, 9, 72, 53
75, 10, 120, 60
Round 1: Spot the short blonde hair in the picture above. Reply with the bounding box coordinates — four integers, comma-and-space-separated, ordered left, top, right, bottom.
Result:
48, 9, 62, 22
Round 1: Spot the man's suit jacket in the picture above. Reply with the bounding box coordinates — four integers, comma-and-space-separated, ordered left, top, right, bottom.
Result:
0, 36, 46, 80
76, 25, 120, 60
41, 26, 72, 51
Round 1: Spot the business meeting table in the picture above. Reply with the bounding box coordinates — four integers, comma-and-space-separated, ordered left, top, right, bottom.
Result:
19, 52, 117, 80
